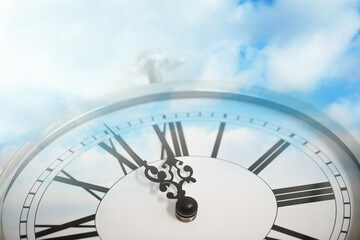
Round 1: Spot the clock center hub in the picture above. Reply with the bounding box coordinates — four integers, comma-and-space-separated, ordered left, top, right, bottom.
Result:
176, 196, 198, 222
96, 157, 277, 239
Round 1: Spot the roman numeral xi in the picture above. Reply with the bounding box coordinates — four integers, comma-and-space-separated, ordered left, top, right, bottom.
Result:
153, 122, 189, 158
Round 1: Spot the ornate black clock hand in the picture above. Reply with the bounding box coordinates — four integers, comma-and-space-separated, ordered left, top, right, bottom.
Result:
103, 123, 198, 222
143, 156, 196, 200
143, 155, 198, 222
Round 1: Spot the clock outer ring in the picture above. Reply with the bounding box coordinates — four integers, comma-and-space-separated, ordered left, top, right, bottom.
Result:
0, 81, 359, 240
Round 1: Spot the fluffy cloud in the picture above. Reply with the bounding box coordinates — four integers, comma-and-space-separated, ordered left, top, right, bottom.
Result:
1, 0, 358, 93
231, 0, 360, 90
0, 0, 359, 170
327, 31, 360, 82
265, 20, 358, 90
326, 96, 360, 142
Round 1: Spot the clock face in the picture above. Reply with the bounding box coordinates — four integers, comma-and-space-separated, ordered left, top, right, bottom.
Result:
0, 83, 359, 240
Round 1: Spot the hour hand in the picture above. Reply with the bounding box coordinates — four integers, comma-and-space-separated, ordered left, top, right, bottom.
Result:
143, 154, 198, 223
141, 123, 197, 222
143, 155, 196, 200
144, 123, 196, 197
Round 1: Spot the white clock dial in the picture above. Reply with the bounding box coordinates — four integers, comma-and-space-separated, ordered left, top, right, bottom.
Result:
0, 82, 359, 240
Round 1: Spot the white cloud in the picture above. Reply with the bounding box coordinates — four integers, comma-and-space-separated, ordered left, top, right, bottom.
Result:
232, 0, 360, 91
1, 0, 360, 169
1, 0, 358, 91
326, 96, 360, 142
265, 22, 358, 91
196, 0, 360, 91
199, 41, 240, 81
0, 0, 358, 92
267, 12, 359, 90
327, 32, 360, 82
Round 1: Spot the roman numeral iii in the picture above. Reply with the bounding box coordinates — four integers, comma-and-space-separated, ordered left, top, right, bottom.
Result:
273, 181, 335, 207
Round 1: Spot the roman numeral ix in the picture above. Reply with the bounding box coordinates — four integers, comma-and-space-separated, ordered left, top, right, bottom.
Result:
248, 139, 290, 174
273, 181, 335, 207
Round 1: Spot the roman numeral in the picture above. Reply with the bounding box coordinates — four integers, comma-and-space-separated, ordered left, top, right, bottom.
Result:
248, 139, 290, 174
153, 122, 188, 158
211, 122, 226, 158
35, 214, 98, 239
273, 181, 335, 207
266, 225, 318, 240
53, 170, 109, 201
99, 124, 145, 175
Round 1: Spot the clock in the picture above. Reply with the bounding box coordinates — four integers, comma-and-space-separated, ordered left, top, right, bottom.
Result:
0, 81, 359, 240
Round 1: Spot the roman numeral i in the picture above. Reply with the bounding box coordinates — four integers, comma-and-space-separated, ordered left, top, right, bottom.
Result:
211, 122, 226, 158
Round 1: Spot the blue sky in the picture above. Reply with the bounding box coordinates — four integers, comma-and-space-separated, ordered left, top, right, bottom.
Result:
1, 0, 360, 171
